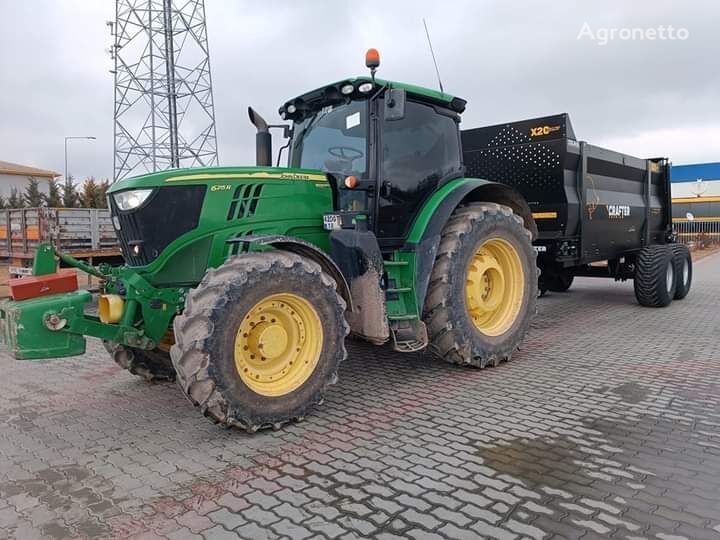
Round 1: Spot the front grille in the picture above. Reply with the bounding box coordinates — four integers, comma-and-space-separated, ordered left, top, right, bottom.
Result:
110, 185, 207, 266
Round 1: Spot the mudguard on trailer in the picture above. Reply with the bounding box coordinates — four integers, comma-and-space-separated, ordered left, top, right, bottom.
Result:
401, 178, 536, 315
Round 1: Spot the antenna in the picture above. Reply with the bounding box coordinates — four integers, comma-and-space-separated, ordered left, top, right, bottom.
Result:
423, 18, 444, 94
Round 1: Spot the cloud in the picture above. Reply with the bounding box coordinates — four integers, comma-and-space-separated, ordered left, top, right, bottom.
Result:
0, 0, 717, 181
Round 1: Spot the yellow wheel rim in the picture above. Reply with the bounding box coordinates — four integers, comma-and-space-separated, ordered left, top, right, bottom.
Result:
234, 293, 323, 397
465, 238, 525, 337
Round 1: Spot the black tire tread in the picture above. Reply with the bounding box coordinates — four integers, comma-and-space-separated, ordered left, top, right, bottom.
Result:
633, 245, 676, 307
669, 243, 692, 300
423, 202, 536, 368
104, 341, 176, 382
548, 273, 574, 292
171, 252, 348, 432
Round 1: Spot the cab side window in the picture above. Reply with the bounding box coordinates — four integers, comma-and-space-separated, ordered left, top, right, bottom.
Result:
382, 101, 460, 189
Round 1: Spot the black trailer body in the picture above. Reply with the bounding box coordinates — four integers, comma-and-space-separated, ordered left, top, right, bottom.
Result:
461, 113, 674, 287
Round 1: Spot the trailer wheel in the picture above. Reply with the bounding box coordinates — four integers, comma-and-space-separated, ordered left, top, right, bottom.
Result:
670, 244, 692, 300
549, 271, 574, 292
633, 245, 676, 307
171, 252, 348, 432
539, 269, 574, 293
424, 203, 537, 368
104, 341, 176, 382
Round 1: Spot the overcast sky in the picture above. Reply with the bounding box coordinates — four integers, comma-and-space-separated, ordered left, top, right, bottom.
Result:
0, 0, 718, 181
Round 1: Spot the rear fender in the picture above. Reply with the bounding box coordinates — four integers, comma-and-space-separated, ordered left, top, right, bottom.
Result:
403, 178, 536, 313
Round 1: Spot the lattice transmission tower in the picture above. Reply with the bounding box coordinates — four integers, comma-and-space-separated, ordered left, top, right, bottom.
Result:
109, 0, 218, 181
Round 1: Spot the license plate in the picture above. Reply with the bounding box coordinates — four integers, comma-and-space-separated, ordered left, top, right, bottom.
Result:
8, 266, 32, 276
323, 214, 342, 231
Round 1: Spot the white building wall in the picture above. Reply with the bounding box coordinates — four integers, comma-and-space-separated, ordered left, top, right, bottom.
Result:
0, 174, 51, 200
671, 180, 720, 198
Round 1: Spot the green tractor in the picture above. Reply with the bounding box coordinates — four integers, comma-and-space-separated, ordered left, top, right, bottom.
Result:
0, 51, 537, 431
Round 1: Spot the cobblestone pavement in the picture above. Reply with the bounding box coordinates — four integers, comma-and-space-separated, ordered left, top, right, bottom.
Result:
1, 253, 719, 540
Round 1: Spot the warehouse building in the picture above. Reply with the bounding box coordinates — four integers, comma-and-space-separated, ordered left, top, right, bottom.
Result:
671, 162, 720, 244
671, 162, 720, 218
0, 160, 60, 199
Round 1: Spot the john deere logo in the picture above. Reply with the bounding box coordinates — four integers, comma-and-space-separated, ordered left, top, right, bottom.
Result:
529, 125, 561, 137
280, 173, 314, 180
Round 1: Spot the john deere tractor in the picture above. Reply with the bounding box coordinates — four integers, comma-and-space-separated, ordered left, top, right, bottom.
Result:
0, 51, 537, 431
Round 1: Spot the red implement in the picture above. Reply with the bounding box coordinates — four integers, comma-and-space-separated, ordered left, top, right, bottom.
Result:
9, 270, 79, 301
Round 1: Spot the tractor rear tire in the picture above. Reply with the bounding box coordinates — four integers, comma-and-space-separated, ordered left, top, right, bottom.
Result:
633, 245, 677, 307
104, 341, 176, 382
670, 243, 692, 300
423, 203, 537, 368
170, 252, 348, 432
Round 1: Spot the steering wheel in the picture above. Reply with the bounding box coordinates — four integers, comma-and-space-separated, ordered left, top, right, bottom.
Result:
328, 146, 364, 162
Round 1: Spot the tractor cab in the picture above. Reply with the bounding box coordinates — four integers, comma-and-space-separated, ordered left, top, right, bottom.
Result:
276, 51, 467, 249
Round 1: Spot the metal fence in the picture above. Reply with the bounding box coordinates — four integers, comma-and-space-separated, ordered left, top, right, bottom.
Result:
673, 219, 720, 248
0, 207, 118, 260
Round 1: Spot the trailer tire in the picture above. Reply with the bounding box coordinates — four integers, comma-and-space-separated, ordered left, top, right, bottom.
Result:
539, 269, 574, 293
104, 341, 176, 382
670, 244, 692, 300
549, 272, 574, 292
424, 203, 537, 368
171, 252, 348, 432
633, 245, 676, 307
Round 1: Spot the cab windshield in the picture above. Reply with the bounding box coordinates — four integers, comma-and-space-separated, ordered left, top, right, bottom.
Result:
289, 101, 367, 177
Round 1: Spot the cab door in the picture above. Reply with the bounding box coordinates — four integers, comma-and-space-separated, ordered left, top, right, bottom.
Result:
375, 99, 463, 247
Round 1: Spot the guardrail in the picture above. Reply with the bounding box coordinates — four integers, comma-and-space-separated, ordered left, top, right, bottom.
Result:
673, 218, 720, 248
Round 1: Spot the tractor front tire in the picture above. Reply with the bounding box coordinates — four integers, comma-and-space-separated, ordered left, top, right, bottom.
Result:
633, 245, 677, 307
171, 252, 348, 432
670, 244, 692, 300
104, 341, 176, 382
424, 203, 537, 368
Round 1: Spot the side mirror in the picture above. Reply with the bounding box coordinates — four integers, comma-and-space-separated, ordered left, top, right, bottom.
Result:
384, 88, 406, 121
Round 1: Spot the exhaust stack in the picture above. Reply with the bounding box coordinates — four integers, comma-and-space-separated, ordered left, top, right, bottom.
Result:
248, 107, 272, 167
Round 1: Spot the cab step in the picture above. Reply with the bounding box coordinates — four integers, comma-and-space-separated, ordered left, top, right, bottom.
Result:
390, 319, 428, 353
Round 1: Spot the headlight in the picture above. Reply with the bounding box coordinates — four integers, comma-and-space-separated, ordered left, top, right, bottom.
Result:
113, 189, 153, 211
340, 84, 355, 95
358, 82, 374, 93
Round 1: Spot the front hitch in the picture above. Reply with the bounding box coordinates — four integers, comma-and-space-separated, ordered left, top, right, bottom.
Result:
0, 243, 183, 360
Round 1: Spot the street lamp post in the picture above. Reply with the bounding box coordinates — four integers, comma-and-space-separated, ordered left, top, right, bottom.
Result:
64, 136, 96, 181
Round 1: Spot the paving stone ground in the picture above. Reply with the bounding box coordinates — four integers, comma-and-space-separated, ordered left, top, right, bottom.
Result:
1, 253, 719, 539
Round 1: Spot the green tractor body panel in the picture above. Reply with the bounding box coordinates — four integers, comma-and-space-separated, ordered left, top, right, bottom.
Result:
108, 166, 334, 286
405, 178, 492, 244
0, 166, 337, 359
383, 177, 496, 322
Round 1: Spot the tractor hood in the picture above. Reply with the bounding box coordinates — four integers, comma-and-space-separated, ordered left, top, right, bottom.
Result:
107, 165, 334, 275
108, 166, 329, 193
